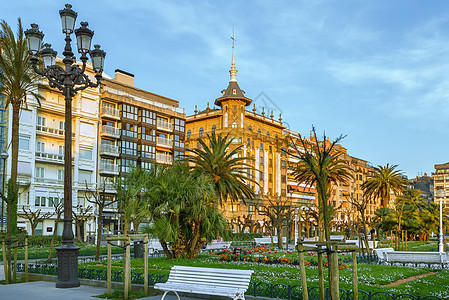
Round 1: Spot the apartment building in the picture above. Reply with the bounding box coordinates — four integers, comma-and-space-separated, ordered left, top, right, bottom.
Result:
99, 70, 186, 233
3, 62, 100, 237
433, 162, 449, 209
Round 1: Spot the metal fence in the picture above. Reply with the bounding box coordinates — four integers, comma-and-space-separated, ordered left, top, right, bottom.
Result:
15, 263, 445, 300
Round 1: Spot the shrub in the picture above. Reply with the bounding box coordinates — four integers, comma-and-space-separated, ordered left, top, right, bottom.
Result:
223, 232, 262, 241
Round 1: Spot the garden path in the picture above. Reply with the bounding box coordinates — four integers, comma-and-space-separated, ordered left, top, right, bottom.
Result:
385, 272, 436, 287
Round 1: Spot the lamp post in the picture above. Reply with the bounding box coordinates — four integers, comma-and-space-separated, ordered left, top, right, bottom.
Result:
25, 4, 106, 288
436, 188, 445, 253
1, 151, 8, 232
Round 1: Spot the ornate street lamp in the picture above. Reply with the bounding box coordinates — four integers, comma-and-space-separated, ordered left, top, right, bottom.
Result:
435, 188, 445, 253
1, 151, 8, 232
25, 3, 106, 288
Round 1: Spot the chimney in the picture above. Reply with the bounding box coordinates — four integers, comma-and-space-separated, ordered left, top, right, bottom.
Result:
114, 69, 134, 86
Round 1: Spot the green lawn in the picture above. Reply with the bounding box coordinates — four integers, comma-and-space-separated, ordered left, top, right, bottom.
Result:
79, 254, 449, 298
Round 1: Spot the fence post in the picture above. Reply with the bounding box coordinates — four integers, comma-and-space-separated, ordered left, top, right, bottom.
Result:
144, 235, 148, 294
330, 244, 339, 300
13, 240, 17, 281
317, 246, 325, 300
107, 242, 111, 295
2, 240, 7, 284
297, 243, 309, 300
352, 251, 358, 300
25, 237, 28, 282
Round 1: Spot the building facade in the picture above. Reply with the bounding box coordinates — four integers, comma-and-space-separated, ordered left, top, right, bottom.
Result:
433, 162, 449, 208
4, 63, 185, 238
186, 47, 290, 233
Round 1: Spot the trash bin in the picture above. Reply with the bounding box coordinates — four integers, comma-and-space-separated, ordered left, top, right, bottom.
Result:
134, 240, 144, 258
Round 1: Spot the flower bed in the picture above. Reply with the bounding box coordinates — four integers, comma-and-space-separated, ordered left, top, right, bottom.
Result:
214, 247, 349, 270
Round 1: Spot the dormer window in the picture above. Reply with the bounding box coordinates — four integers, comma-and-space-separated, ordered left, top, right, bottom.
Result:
233, 89, 236, 95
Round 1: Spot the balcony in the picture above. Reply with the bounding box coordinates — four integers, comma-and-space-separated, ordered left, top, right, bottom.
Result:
99, 162, 119, 175
99, 182, 116, 194
101, 106, 120, 120
156, 136, 173, 148
100, 144, 119, 157
156, 153, 173, 165
156, 119, 173, 132
35, 152, 64, 164
101, 125, 120, 139
34, 178, 64, 185
36, 125, 64, 139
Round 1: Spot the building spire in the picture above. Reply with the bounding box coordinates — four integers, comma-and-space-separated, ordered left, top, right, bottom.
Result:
229, 29, 237, 82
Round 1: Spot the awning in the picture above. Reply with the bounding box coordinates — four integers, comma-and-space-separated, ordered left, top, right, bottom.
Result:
288, 184, 316, 194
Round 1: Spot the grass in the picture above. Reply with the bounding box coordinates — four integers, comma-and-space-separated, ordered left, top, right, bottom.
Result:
79, 254, 449, 298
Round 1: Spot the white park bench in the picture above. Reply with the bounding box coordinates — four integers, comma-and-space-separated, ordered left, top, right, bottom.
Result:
373, 247, 395, 262
385, 251, 448, 266
329, 235, 345, 241
154, 266, 254, 300
254, 236, 286, 245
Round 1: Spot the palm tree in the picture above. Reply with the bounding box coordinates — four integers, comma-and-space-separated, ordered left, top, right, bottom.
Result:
289, 127, 353, 241
362, 164, 407, 208
0, 19, 40, 232
185, 132, 255, 206
393, 188, 422, 231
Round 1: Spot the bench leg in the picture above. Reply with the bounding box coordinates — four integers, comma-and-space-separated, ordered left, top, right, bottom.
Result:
233, 292, 245, 300
161, 291, 180, 300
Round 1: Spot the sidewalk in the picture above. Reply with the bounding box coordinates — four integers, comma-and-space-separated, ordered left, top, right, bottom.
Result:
0, 280, 202, 299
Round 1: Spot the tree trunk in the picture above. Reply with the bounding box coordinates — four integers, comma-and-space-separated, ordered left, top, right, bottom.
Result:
47, 218, 60, 262
361, 212, 371, 253
96, 206, 103, 261
31, 224, 36, 236
160, 240, 173, 259
277, 225, 283, 249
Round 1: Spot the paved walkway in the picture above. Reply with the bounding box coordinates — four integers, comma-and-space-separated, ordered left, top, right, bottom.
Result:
0, 281, 202, 299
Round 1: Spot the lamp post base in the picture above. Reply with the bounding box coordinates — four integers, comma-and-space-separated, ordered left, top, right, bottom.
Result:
56, 243, 80, 288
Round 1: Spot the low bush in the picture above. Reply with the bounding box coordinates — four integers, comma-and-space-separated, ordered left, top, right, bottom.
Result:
223, 232, 262, 241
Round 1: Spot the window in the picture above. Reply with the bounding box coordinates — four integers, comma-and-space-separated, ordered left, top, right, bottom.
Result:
269, 159, 272, 167
232, 122, 237, 128
121, 140, 137, 156
247, 138, 250, 146
267, 131, 270, 136
140, 126, 155, 142
139, 144, 155, 159
122, 123, 137, 138
248, 205, 255, 216
197, 142, 201, 149
260, 157, 264, 166
281, 175, 286, 183
269, 145, 272, 153
281, 147, 287, 156
187, 130, 191, 139
36, 167, 45, 178
281, 160, 287, 169
48, 197, 55, 207
199, 128, 203, 138
252, 141, 254, 149
281, 189, 286, 196
260, 143, 263, 151
229, 204, 238, 212
79, 148, 93, 160
211, 125, 216, 134
59, 145, 64, 155
35, 196, 46, 207
174, 118, 185, 132
141, 161, 153, 171
120, 158, 135, 173
258, 129, 261, 135
37, 116, 46, 130
174, 150, 184, 162
248, 126, 252, 131
19, 135, 30, 150
123, 104, 138, 120
233, 90, 237, 95
79, 171, 91, 183
141, 109, 156, 125
59, 121, 65, 135
58, 169, 64, 180
36, 141, 45, 153
269, 174, 272, 182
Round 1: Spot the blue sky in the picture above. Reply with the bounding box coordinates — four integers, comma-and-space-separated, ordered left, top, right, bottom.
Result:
4, 0, 449, 178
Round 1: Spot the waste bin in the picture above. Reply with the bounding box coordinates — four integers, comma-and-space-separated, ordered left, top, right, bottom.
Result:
134, 240, 144, 258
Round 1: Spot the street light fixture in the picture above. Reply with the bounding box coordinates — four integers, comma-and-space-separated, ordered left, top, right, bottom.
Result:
436, 188, 445, 253
25, 3, 106, 288
1, 151, 8, 232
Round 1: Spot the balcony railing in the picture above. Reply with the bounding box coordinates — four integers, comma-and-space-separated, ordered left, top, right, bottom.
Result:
156, 119, 173, 131
34, 178, 64, 185
156, 136, 173, 148
156, 153, 173, 165
99, 182, 116, 192
101, 125, 120, 138
101, 106, 120, 118
35, 152, 64, 163
99, 162, 119, 174
36, 125, 64, 136
100, 144, 119, 156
